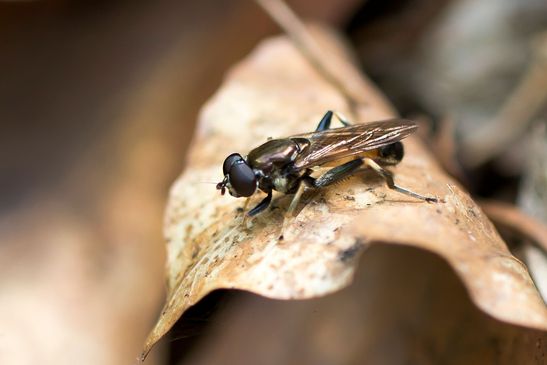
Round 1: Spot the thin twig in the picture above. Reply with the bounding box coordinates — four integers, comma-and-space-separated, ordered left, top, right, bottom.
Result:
461, 32, 547, 167
254, 0, 365, 113
432, 115, 468, 183
481, 200, 547, 254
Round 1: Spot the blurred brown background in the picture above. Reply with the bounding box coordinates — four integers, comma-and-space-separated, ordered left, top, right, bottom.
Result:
1, 1, 545, 364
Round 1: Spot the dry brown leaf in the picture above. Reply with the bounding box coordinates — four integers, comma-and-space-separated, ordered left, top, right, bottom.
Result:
141, 26, 547, 359
180, 246, 547, 365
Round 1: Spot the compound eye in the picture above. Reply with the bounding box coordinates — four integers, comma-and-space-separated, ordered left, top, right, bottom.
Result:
223, 153, 243, 175
229, 162, 257, 197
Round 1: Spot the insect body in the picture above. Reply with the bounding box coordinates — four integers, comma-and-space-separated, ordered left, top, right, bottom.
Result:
216, 111, 437, 217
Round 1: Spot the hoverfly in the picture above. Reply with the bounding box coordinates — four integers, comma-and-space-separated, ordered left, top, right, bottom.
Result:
216, 111, 437, 217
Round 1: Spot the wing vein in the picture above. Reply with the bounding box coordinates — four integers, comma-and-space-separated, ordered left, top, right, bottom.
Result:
291, 118, 417, 171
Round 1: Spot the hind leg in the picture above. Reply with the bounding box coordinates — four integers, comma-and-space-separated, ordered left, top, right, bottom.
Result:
362, 158, 438, 202
312, 156, 438, 202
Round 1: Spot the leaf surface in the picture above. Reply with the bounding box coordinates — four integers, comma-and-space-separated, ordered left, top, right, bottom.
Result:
142, 27, 547, 359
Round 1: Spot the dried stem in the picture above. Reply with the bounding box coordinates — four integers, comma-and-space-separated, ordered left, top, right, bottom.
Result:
461, 32, 547, 167
480, 200, 547, 253
254, 0, 365, 113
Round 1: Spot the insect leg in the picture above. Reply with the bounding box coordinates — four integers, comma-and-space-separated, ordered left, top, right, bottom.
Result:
315, 110, 352, 132
280, 159, 361, 236
284, 159, 361, 218
286, 179, 310, 217
241, 197, 251, 212
281, 179, 312, 239
239, 198, 252, 225
333, 111, 352, 126
247, 190, 273, 217
312, 158, 364, 188
362, 157, 438, 202
315, 110, 334, 131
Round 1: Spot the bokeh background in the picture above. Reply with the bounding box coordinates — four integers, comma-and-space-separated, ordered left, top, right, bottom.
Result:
1, 1, 545, 364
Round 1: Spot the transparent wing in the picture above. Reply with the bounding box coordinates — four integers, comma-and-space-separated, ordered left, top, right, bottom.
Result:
291, 118, 417, 171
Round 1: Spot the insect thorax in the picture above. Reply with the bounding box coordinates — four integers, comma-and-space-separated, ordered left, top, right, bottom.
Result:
270, 169, 301, 194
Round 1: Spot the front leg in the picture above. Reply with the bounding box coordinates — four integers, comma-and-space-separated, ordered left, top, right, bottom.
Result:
247, 190, 273, 217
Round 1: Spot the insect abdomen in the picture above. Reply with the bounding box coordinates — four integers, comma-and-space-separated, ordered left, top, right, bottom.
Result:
320, 150, 379, 167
